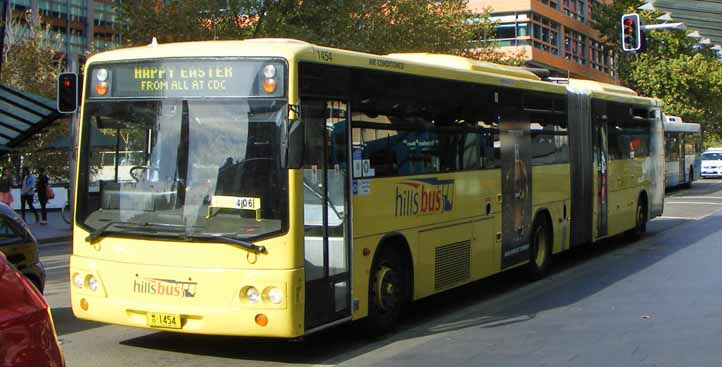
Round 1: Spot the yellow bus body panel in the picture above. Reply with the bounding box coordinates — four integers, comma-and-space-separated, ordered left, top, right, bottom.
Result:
351, 170, 502, 318
531, 163, 572, 254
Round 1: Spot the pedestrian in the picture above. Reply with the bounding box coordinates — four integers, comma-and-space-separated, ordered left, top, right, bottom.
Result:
36, 167, 50, 225
0, 168, 13, 207
20, 166, 39, 223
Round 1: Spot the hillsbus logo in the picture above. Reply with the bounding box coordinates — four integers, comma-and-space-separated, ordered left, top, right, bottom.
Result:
395, 178, 455, 217
133, 277, 197, 298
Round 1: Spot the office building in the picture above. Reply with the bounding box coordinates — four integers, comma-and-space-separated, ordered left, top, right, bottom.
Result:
1, 0, 122, 58
469, 0, 616, 83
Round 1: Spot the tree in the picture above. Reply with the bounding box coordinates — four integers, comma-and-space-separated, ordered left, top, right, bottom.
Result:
592, 0, 722, 140
0, 18, 70, 180
116, 0, 524, 65
1, 19, 61, 98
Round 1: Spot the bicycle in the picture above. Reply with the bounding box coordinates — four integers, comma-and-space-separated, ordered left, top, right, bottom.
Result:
61, 183, 71, 225
61, 200, 71, 224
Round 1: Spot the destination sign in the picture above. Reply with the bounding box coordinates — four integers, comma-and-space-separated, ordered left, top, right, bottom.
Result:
89, 59, 285, 98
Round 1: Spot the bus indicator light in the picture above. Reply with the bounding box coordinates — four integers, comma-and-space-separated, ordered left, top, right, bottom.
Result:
255, 314, 268, 327
621, 13, 643, 52
263, 78, 277, 94
96, 82, 108, 96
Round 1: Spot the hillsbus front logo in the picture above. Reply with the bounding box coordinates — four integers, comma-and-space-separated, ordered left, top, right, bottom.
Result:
133, 277, 197, 298
395, 178, 455, 217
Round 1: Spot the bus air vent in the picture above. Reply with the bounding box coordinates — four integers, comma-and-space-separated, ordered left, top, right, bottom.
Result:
434, 241, 471, 290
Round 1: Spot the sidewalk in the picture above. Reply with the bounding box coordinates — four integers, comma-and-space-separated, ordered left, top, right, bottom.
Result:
22, 210, 72, 245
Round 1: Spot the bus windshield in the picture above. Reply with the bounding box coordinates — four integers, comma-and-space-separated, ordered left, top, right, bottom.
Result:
77, 98, 288, 240
702, 152, 722, 160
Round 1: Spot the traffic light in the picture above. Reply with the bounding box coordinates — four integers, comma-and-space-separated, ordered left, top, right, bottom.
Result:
57, 72, 78, 113
621, 13, 643, 52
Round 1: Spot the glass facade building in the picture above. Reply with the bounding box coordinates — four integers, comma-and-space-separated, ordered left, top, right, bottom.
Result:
1, 0, 122, 57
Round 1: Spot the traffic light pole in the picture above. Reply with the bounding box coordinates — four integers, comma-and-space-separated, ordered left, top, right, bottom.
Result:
0, 0, 9, 76
642, 23, 687, 31
68, 55, 78, 221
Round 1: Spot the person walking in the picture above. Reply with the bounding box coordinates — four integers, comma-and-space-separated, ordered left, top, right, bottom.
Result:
20, 166, 38, 223
36, 168, 50, 225
0, 168, 13, 207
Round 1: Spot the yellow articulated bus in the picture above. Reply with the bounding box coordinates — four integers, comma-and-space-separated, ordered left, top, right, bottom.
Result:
66, 39, 664, 338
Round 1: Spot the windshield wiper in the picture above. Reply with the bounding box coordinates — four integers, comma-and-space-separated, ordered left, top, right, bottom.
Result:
182, 233, 266, 253
86, 221, 184, 243
86, 221, 126, 243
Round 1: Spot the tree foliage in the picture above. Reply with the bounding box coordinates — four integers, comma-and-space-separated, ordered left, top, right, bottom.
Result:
0, 19, 70, 180
1, 20, 61, 98
592, 0, 722, 140
116, 0, 524, 65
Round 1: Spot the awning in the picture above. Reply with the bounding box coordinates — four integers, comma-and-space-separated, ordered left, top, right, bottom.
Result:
0, 84, 61, 150
643, 0, 722, 46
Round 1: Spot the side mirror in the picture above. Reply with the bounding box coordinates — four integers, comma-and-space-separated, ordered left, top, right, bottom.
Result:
286, 120, 304, 169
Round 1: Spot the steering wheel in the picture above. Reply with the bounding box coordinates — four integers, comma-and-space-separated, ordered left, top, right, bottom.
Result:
129, 166, 154, 182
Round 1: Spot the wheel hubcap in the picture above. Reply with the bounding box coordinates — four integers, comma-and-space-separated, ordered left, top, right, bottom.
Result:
535, 227, 547, 268
374, 266, 399, 312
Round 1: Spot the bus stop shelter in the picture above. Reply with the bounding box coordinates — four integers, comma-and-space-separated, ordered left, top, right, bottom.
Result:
0, 83, 61, 151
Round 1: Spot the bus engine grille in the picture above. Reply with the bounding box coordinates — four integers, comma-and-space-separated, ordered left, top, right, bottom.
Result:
434, 241, 471, 290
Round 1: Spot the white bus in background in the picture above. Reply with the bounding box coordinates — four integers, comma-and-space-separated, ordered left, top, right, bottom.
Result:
664, 115, 701, 188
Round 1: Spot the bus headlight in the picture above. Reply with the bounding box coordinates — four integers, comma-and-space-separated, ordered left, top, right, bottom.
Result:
262, 64, 276, 78
96, 68, 108, 82
87, 275, 99, 292
245, 287, 260, 304
266, 287, 283, 304
72, 273, 84, 288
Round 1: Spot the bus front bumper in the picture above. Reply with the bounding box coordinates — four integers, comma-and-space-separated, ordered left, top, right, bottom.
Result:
69, 255, 305, 338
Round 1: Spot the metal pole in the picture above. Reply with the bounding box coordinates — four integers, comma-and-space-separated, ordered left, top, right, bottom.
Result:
642, 23, 687, 31
68, 54, 78, 221
0, 0, 10, 76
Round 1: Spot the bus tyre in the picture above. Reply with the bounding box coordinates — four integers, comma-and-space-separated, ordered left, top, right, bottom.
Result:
362, 247, 408, 336
528, 217, 552, 281
627, 200, 648, 240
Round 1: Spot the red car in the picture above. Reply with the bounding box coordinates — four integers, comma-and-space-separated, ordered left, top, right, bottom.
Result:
0, 252, 64, 367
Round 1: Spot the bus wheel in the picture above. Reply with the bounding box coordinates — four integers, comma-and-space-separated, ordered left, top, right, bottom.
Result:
627, 200, 648, 240
528, 217, 552, 281
362, 248, 407, 336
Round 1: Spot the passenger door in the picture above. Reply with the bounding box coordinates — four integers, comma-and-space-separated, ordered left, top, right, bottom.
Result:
595, 121, 609, 237
680, 134, 687, 184
301, 100, 352, 330
500, 117, 532, 269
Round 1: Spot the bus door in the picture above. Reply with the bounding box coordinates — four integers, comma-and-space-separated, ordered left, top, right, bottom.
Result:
500, 118, 532, 269
595, 120, 609, 237
301, 100, 352, 330
679, 134, 686, 183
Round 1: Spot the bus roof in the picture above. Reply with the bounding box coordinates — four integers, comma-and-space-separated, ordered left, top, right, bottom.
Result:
566, 79, 660, 107
664, 121, 701, 133
85, 38, 566, 95
86, 38, 660, 105
664, 115, 683, 124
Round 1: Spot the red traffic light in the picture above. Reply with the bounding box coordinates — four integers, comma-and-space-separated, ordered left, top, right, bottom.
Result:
57, 72, 78, 113
620, 13, 643, 52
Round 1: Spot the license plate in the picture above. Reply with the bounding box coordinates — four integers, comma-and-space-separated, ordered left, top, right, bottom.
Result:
146, 312, 182, 329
